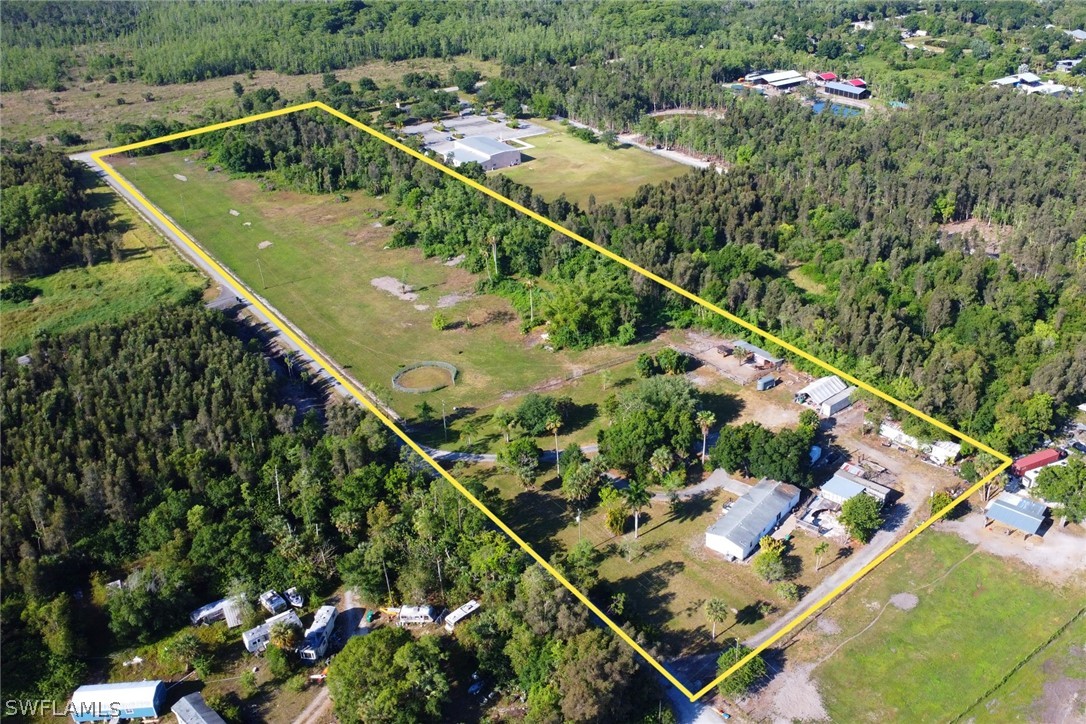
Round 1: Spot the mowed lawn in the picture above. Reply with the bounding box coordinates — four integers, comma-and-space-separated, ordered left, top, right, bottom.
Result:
499, 119, 689, 207
114, 150, 644, 416
1, 177, 205, 354
797, 532, 1086, 722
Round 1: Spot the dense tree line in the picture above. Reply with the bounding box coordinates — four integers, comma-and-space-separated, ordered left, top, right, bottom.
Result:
112, 81, 1086, 456
0, 302, 671, 719
0, 144, 118, 278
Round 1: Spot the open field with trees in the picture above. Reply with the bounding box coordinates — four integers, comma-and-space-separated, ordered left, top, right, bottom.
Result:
782, 532, 1086, 722
113, 150, 652, 418
0, 145, 205, 353
499, 119, 689, 208
2, 55, 499, 149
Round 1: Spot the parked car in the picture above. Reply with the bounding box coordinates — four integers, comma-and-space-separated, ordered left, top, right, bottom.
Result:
468, 680, 486, 696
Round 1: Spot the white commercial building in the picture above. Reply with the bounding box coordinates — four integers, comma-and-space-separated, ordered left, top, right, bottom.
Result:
438, 136, 522, 170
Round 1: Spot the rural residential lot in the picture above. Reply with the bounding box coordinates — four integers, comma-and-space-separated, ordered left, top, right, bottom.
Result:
4, 3, 1086, 723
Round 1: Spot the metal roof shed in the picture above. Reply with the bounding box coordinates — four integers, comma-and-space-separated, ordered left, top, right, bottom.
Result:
985, 493, 1047, 536
732, 340, 784, 367
69, 680, 165, 722
172, 693, 226, 724
825, 81, 870, 99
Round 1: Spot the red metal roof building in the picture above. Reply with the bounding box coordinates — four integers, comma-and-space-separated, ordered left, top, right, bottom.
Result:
848, 78, 867, 87
816, 72, 838, 81
1011, 448, 1062, 477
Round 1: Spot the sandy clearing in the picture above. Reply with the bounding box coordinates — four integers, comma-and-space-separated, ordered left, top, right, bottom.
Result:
371, 276, 418, 301
173, 173, 187, 181
437, 292, 472, 308
890, 592, 919, 611
938, 513, 1086, 586
815, 617, 841, 635
752, 663, 828, 723
258, 241, 273, 250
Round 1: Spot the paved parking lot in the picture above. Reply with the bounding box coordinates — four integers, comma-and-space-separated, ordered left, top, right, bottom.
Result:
402, 113, 549, 147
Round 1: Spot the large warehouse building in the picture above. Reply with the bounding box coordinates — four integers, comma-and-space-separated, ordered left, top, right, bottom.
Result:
439, 136, 522, 171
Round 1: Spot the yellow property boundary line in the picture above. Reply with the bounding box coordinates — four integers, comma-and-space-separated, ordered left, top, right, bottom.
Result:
91, 101, 1012, 702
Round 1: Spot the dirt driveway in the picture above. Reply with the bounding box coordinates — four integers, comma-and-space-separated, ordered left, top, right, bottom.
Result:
938, 513, 1086, 586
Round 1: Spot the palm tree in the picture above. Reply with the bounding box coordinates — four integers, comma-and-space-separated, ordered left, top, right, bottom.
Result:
545, 415, 562, 475
814, 540, 830, 571
493, 408, 515, 443
705, 598, 729, 640
696, 410, 716, 462
624, 479, 651, 539
649, 446, 673, 481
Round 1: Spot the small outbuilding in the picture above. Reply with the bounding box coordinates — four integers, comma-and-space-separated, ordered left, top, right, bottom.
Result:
795, 375, 855, 416
732, 340, 784, 369
172, 692, 226, 724
820, 468, 891, 507
1011, 448, 1063, 477
69, 680, 165, 722
824, 81, 870, 100
985, 492, 1047, 537
191, 596, 243, 628
258, 590, 287, 615
705, 479, 801, 560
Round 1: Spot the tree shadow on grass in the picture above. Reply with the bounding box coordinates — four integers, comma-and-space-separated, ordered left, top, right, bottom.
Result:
701, 390, 745, 425
503, 489, 569, 560
600, 560, 685, 629
669, 491, 716, 524
562, 401, 599, 435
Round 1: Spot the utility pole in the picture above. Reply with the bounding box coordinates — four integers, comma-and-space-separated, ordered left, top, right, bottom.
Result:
442, 400, 448, 441
256, 256, 267, 289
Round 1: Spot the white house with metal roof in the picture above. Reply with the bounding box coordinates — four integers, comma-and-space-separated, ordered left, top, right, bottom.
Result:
69, 680, 165, 722
705, 479, 801, 560
985, 492, 1047, 537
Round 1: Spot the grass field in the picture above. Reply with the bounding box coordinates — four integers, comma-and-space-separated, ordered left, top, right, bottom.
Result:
0, 175, 205, 354
4, 55, 499, 148
114, 150, 652, 417
788, 531, 1086, 722
969, 612, 1086, 722
499, 119, 689, 208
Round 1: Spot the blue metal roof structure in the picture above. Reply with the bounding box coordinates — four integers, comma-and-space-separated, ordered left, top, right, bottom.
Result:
986, 493, 1047, 535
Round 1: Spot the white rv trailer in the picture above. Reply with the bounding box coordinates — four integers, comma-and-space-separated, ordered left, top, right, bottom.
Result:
241, 610, 302, 654
443, 600, 481, 632
298, 605, 338, 662
398, 605, 439, 626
